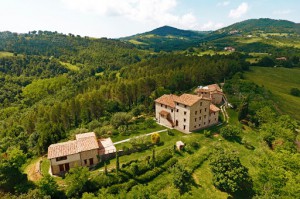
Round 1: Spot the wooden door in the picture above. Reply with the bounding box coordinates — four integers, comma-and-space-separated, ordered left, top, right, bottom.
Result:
89, 158, 94, 165
59, 164, 64, 172
65, 163, 70, 171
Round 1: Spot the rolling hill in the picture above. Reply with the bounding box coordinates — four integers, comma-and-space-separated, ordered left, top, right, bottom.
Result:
121, 26, 209, 52
122, 18, 300, 54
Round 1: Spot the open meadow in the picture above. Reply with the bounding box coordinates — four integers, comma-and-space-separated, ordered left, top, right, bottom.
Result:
245, 66, 300, 121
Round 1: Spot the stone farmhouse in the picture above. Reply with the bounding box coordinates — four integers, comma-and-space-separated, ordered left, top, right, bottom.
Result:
48, 132, 116, 175
194, 84, 225, 105
155, 93, 220, 133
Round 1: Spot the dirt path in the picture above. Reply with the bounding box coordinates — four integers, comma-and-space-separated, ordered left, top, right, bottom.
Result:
24, 157, 43, 182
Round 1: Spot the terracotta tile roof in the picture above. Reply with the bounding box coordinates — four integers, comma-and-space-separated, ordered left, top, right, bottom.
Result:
195, 84, 222, 93
210, 104, 220, 112
75, 132, 96, 139
77, 136, 99, 152
48, 140, 78, 159
174, 94, 203, 106
207, 84, 222, 92
155, 94, 180, 108
99, 138, 116, 154
48, 132, 100, 159
159, 110, 170, 117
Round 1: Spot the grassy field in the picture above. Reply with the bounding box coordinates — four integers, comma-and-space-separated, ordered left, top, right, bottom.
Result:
245, 66, 300, 121
197, 50, 232, 56
0, 51, 14, 57
128, 39, 148, 45
59, 61, 80, 71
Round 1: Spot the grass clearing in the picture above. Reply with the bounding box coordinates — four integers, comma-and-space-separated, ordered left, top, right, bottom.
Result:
197, 50, 232, 56
0, 51, 14, 57
245, 66, 300, 121
59, 61, 80, 71
128, 39, 148, 45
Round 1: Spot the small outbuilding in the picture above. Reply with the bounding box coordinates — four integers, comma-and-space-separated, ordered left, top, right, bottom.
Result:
176, 141, 185, 151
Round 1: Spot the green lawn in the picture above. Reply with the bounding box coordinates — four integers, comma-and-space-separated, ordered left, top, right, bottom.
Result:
245, 66, 300, 121
111, 122, 165, 142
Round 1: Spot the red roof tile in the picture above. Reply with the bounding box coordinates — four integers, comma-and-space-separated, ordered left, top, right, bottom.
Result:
155, 94, 179, 108
48, 132, 100, 159
159, 110, 170, 117
210, 104, 220, 112
174, 94, 202, 106
47, 140, 78, 159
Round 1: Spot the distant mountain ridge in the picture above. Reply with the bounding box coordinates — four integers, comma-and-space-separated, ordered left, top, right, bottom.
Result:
121, 18, 300, 52
121, 25, 208, 52
218, 18, 300, 34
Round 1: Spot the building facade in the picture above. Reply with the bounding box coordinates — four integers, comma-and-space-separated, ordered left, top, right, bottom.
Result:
48, 132, 116, 175
195, 84, 225, 105
155, 93, 220, 133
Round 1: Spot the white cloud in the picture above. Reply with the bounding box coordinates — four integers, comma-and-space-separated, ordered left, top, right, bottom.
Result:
200, 21, 224, 31
228, 2, 249, 18
61, 0, 198, 29
217, 1, 230, 7
273, 9, 292, 15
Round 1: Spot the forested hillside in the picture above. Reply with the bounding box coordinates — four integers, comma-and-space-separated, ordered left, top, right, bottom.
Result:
0, 18, 299, 199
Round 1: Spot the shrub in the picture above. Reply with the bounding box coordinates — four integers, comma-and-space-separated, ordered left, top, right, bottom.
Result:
145, 118, 156, 128
290, 88, 300, 97
167, 129, 175, 136
110, 112, 132, 129
220, 125, 242, 140
203, 130, 212, 137
151, 133, 160, 144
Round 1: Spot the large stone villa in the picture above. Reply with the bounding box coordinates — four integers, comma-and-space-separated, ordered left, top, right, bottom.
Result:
155, 84, 224, 133
48, 132, 116, 175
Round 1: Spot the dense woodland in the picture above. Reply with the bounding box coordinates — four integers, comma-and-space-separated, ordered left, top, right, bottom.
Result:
0, 22, 299, 199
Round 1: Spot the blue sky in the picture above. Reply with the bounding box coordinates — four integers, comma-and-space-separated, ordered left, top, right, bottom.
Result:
0, 0, 299, 38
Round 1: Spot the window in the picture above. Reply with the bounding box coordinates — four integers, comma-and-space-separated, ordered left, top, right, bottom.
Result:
165, 105, 167, 108
214, 113, 216, 115
171, 109, 173, 113
184, 118, 186, 122
200, 102, 202, 106
184, 105, 187, 108
194, 125, 196, 128
56, 156, 67, 162
84, 159, 87, 165
199, 124, 201, 127
205, 108, 207, 112
184, 111, 187, 115
200, 109, 202, 113
183, 125, 186, 130
209, 120, 211, 123
204, 115, 206, 119
204, 122, 206, 125
195, 111, 197, 115
195, 118, 197, 122
176, 109, 179, 112
215, 118, 217, 121
176, 103, 179, 105
199, 116, 201, 120
161, 104, 162, 107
